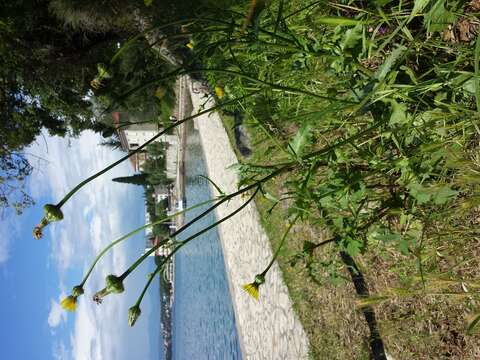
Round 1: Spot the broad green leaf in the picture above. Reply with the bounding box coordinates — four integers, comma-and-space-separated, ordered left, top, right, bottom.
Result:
432, 186, 458, 205
375, 231, 402, 243
398, 239, 410, 255
389, 100, 408, 125
316, 17, 362, 26
346, 240, 362, 257
424, 0, 457, 33
408, 183, 432, 204
144, 0, 153, 6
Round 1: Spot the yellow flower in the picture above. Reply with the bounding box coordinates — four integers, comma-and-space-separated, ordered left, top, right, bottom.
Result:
60, 296, 77, 312
186, 41, 194, 49
242, 283, 260, 300
242, 274, 265, 301
215, 85, 225, 99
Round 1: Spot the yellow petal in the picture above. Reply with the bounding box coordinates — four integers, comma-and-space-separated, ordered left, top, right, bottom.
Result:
215, 86, 225, 99
242, 283, 259, 300
186, 42, 194, 49
60, 296, 77, 312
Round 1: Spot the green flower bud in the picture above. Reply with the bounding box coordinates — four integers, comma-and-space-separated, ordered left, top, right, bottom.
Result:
128, 305, 142, 327
106, 275, 124, 294
33, 204, 64, 240
254, 274, 265, 285
72, 285, 84, 297
43, 204, 64, 222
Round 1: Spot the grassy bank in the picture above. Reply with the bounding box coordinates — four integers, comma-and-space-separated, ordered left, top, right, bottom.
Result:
187, 1, 480, 358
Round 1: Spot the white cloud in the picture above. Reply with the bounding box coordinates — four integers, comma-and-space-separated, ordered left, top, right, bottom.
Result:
53, 341, 71, 360
0, 218, 19, 265
48, 298, 67, 328
28, 131, 158, 360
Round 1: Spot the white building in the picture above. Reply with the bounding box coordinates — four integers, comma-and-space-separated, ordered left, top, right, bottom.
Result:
112, 112, 177, 174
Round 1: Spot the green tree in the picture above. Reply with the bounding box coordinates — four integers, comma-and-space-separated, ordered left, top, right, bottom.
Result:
112, 174, 149, 186
0, 0, 121, 213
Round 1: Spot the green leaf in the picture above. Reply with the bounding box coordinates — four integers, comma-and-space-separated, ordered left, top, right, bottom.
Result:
389, 100, 408, 125
408, 0, 431, 23
424, 0, 457, 33
346, 240, 362, 257
375, 231, 402, 243
374, 45, 407, 81
317, 17, 362, 26
466, 312, 480, 335
400, 65, 419, 84
288, 123, 311, 157
432, 186, 458, 205
341, 23, 363, 50
398, 238, 410, 255
144, 0, 153, 6
408, 183, 432, 204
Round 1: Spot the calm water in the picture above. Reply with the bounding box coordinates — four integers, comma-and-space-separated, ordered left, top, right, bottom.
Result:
172, 123, 242, 360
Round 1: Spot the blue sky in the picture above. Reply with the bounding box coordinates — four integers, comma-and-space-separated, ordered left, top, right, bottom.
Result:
0, 131, 161, 360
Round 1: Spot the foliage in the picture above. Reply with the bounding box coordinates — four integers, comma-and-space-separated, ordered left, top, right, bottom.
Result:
183, 0, 480, 357
112, 174, 149, 186
0, 151, 34, 216
0, 0, 121, 213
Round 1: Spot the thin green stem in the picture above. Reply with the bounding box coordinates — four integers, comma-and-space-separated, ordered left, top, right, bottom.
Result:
135, 262, 164, 306
126, 187, 261, 293
79, 197, 217, 286
262, 214, 299, 275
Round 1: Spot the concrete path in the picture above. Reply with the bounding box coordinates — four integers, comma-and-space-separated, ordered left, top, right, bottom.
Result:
187, 78, 310, 360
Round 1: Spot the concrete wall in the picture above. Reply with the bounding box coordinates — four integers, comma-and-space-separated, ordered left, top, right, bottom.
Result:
189, 79, 309, 360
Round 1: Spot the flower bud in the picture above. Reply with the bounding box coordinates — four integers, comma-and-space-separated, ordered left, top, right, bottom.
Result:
72, 285, 84, 297
43, 204, 64, 222
106, 274, 125, 294
33, 204, 63, 240
128, 305, 142, 327
254, 274, 265, 285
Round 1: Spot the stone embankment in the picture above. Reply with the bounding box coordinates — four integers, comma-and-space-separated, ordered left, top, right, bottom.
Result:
187, 78, 309, 360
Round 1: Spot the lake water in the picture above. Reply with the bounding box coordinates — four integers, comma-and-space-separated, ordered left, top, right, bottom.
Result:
172, 123, 242, 360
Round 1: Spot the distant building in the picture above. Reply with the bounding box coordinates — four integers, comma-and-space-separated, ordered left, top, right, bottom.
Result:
112, 112, 178, 175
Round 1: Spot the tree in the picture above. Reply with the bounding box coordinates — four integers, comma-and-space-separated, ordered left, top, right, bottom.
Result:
0, 0, 122, 214
112, 174, 148, 186
0, 150, 34, 216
